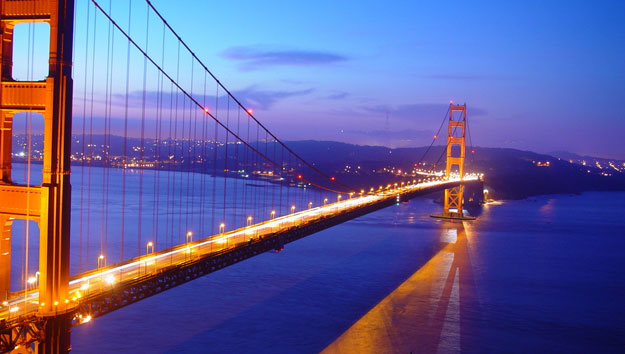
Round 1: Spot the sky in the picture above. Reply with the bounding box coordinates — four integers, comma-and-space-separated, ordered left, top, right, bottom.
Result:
11, 0, 625, 159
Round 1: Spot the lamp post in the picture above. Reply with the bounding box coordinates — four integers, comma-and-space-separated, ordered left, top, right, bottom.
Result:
26, 272, 39, 300
247, 216, 253, 227
146, 241, 154, 255
145, 242, 154, 274
270, 210, 276, 220
186, 231, 193, 244
323, 198, 328, 205
291, 205, 296, 214
308, 202, 312, 209
219, 223, 225, 234
97, 255, 105, 269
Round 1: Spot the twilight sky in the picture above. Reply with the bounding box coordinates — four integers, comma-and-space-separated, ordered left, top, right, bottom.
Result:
14, 0, 625, 159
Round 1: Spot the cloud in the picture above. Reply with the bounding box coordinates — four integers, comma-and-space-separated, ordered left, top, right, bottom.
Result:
420, 73, 513, 81
221, 46, 348, 71
234, 86, 313, 110
74, 86, 314, 117
323, 92, 349, 100
363, 103, 487, 120
343, 129, 432, 141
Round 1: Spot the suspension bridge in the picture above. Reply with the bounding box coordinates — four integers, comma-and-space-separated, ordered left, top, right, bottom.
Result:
0, 1, 483, 352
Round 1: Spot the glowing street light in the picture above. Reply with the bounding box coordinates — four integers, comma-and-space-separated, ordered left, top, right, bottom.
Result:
105, 274, 115, 285
291, 205, 296, 214
186, 231, 193, 243
270, 210, 276, 220
323, 198, 328, 205
247, 216, 253, 227
97, 255, 105, 269
146, 241, 154, 255
337, 195, 342, 202
219, 223, 225, 234
308, 202, 313, 209
27, 272, 39, 286
349, 192, 354, 199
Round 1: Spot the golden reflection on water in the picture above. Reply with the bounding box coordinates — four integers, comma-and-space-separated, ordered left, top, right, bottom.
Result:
322, 220, 477, 354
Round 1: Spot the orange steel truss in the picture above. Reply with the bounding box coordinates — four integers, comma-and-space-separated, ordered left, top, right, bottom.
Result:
0, 0, 74, 352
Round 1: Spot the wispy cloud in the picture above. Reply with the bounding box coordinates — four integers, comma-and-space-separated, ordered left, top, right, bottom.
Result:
364, 103, 487, 120
323, 92, 349, 100
420, 73, 513, 81
234, 86, 313, 110
221, 46, 348, 71
344, 129, 432, 141
77, 86, 314, 115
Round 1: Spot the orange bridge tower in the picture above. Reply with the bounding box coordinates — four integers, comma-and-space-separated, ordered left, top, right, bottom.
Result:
0, 0, 74, 352
431, 103, 475, 220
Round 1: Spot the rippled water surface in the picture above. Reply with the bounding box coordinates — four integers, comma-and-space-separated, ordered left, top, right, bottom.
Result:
70, 191, 625, 353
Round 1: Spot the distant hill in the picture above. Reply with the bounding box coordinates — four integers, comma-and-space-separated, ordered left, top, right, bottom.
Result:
12, 135, 625, 200
283, 141, 625, 200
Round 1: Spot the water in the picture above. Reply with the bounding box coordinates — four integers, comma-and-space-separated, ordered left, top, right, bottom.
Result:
67, 190, 625, 353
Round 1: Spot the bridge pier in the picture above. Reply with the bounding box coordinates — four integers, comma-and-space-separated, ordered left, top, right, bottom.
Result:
35, 314, 71, 354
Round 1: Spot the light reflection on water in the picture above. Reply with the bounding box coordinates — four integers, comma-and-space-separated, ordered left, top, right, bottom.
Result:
322, 221, 475, 354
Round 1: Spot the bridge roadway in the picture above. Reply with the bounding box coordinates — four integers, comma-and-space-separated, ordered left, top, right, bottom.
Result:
0, 176, 480, 332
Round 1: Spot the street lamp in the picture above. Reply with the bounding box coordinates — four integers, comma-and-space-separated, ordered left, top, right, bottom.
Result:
247, 216, 253, 227
27, 271, 39, 287
337, 195, 342, 202
291, 205, 296, 214
308, 202, 312, 209
97, 255, 105, 269
219, 223, 225, 234
146, 241, 154, 255
26, 272, 39, 298
270, 210, 276, 220
186, 231, 193, 243
349, 192, 354, 199
323, 198, 328, 205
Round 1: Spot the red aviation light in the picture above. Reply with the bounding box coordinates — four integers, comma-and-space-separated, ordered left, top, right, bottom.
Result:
297, 174, 302, 179
247, 108, 253, 114
330, 177, 335, 181
203, 107, 209, 114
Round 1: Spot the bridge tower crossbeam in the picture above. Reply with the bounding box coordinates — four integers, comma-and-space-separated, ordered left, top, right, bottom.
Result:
0, 0, 74, 353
